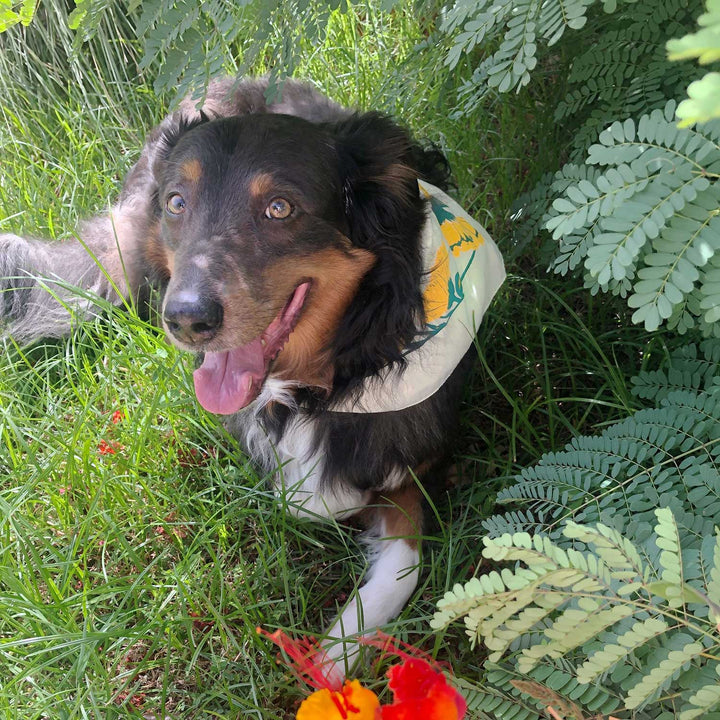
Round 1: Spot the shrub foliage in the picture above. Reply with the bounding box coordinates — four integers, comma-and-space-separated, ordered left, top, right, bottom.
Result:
668, 0, 720, 126
479, 0, 720, 336
547, 103, 720, 335
60, 0, 344, 102
0, 0, 35, 31
434, 340, 720, 719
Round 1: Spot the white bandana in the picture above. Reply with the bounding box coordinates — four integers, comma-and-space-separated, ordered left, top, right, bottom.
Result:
330, 180, 506, 414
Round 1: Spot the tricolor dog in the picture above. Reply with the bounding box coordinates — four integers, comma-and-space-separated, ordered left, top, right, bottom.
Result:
0, 77, 504, 676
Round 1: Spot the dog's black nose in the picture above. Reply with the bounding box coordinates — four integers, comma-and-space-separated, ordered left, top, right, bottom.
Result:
163, 294, 224, 345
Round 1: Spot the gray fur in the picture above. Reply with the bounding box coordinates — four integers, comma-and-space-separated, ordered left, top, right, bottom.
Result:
0, 226, 124, 344
0, 77, 349, 344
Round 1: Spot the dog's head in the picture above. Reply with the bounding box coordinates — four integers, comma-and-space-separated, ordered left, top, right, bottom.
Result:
148, 111, 440, 414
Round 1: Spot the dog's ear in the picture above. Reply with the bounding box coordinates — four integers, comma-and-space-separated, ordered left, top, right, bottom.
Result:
329, 113, 430, 396
148, 112, 213, 217
334, 112, 424, 239
157, 111, 212, 160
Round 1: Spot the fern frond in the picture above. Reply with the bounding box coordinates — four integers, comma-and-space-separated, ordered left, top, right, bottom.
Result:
0, 0, 40, 31
563, 521, 646, 579
679, 665, 720, 719
624, 635, 705, 709
441, 344, 720, 719
631, 186, 720, 330
431, 568, 542, 630
677, 72, 720, 127
705, 529, 720, 623
631, 342, 720, 400
667, 0, 720, 65
451, 677, 543, 720
517, 603, 634, 673
576, 616, 670, 684
654, 507, 685, 607
441, 0, 594, 95
546, 101, 720, 331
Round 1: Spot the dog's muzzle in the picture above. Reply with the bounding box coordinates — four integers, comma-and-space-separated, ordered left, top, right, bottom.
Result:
163, 292, 224, 346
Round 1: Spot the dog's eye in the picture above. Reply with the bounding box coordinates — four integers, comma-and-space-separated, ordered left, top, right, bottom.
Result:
265, 197, 293, 220
166, 193, 187, 216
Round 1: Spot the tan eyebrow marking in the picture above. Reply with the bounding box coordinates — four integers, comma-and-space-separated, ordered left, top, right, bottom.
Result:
249, 172, 275, 198
180, 159, 203, 183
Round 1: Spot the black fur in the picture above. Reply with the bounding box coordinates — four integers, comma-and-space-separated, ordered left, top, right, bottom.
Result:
0, 78, 475, 670
308, 352, 471, 493
329, 113, 431, 402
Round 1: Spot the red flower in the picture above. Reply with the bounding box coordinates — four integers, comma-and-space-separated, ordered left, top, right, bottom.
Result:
97, 439, 117, 455
381, 658, 466, 719
111, 409, 124, 424
256, 627, 339, 692
363, 634, 466, 720
258, 628, 466, 720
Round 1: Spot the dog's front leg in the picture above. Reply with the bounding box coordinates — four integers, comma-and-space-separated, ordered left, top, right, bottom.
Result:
323, 484, 422, 678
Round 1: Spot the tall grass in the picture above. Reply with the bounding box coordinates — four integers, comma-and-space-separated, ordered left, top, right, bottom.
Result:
0, 2, 648, 717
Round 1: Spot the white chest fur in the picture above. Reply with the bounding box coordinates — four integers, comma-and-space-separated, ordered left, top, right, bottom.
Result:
226, 379, 420, 680
232, 379, 368, 520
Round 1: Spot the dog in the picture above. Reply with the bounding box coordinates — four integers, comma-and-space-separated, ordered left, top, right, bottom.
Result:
0, 77, 504, 676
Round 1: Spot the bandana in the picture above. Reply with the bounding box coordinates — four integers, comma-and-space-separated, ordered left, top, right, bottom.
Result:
330, 180, 506, 414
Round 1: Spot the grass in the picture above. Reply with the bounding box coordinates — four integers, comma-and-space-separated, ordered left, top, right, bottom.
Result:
0, 2, 654, 718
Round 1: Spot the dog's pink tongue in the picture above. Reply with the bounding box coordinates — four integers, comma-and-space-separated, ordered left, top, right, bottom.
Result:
193, 343, 265, 415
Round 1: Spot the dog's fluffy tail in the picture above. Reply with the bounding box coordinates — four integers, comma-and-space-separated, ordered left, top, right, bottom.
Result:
0, 201, 147, 345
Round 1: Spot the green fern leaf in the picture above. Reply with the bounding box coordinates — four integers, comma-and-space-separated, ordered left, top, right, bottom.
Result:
577, 616, 669, 684
486, 595, 568, 661
654, 507, 684, 607
455, 345, 720, 719
451, 676, 543, 720
518, 604, 634, 673
0, 0, 39, 31
677, 73, 720, 126
679, 664, 720, 719
667, 0, 720, 64
629, 185, 720, 331
624, 636, 705, 709
545, 97, 720, 330
707, 529, 720, 623
441, 0, 594, 94
563, 521, 645, 578
432, 568, 543, 629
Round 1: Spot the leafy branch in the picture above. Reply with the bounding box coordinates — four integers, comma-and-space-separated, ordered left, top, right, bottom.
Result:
436, 341, 720, 719
668, 0, 720, 126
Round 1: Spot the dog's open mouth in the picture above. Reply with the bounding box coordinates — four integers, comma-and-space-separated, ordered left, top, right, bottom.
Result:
193, 282, 310, 415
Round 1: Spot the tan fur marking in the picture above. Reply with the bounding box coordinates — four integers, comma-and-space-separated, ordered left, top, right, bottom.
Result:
249, 173, 275, 199
181, 159, 203, 184
195, 238, 375, 388
144, 233, 174, 280
269, 245, 376, 389
377, 484, 422, 550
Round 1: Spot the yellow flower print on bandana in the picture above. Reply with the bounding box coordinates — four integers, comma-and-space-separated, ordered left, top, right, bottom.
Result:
330, 180, 505, 413
423, 243, 450, 324
419, 184, 491, 337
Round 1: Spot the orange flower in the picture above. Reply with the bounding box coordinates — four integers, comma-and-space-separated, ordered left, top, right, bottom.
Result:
297, 680, 380, 720
258, 628, 465, 720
